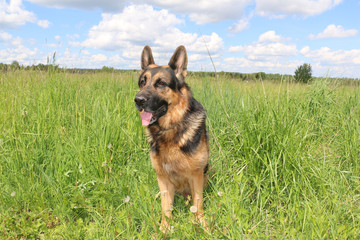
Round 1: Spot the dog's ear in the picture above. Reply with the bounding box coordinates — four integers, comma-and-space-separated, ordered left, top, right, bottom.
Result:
141, 46, 155, 70
168, 45, 188, 82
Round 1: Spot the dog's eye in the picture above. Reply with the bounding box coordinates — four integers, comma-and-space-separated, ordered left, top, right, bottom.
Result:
156, 80, 167, 88
139, 77, 146, 87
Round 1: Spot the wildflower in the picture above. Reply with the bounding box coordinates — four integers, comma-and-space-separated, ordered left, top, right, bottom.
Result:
11, 192, 16, 197
217, 191, 223, 197
102, 161, 107, 167
190, 206, 198, 213
78, 164, 83, 174
124, 196, 130, 203
107, 144, 112, 149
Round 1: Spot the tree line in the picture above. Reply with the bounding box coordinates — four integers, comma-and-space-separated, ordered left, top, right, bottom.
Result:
1, 61, 358, 85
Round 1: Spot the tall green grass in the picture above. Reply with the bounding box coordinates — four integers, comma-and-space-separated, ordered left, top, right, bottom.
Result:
0, 71, 359, 239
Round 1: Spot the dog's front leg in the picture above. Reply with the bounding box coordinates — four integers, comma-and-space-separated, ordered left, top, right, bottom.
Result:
189, 172, 208, 229
157, 175, 175, 233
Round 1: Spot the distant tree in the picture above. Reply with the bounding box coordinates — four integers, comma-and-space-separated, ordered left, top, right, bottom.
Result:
102, 66, 114, 72
37, 63, 46, 71
0, 63, 6, 71
10, 61, 20, 70
295, 63, 312, 83
259, 72, 266, 80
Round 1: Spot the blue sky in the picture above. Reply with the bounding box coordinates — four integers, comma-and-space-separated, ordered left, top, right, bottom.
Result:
1, 0, 359, 78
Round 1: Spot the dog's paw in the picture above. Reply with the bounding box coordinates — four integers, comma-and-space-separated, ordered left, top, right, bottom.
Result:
159, 220, 171, 234
190, 212, 209, 231
197, 215, 209, 230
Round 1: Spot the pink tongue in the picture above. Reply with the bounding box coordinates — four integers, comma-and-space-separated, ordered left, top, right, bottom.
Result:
140, 111, 153, 126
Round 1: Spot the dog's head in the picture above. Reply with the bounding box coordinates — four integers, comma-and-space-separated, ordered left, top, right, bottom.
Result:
135, 45, 188, 126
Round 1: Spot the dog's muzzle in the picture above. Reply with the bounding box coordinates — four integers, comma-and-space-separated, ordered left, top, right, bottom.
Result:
134, 94, 168, 126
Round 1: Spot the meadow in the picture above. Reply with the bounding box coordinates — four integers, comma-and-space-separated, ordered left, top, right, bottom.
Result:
0, 70, 359, 239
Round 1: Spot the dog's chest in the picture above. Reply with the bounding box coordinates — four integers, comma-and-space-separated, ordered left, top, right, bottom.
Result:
162, 161, 178, 176
151, 142, 190, 174
151, 145, 191, 192
151, 144, 192, 185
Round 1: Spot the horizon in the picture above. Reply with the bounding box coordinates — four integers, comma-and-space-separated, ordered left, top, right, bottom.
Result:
1, 0, 359, 78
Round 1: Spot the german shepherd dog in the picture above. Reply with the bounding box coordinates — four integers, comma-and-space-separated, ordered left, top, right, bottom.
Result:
134, 46, 209, 231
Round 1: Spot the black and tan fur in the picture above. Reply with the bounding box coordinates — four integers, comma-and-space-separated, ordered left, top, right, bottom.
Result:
134, 46, 209, 231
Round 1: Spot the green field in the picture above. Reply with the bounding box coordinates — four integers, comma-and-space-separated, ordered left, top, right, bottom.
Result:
1, 70, 359, 239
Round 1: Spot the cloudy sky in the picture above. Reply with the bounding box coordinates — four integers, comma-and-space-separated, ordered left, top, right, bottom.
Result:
1, 0, 359, 78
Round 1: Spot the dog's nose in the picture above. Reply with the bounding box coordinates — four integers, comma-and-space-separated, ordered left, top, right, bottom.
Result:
135, 96, 147, 106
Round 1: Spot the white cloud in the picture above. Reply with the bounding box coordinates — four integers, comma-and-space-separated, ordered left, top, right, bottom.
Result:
186, 32, 224, 53
109, 54, 126, 65
256, 0, 343, 18
28, 0, 126, 12
66, 34, 80, 40
258, 30, 287, 42
224, 31, 303, 75
300, 46, 360, 77
25, 0, 344, 34
221, 56, 302, 75
228, 46, 244, 53
82, 5, 183, 51
228, 18, 249, 33
28, 0, 252, 24
37, 19, 51, 28
224, 31, 301, 75
0, 31, 13, 42
189, 54, 207, 62
80, 49, 90, 55
80, 4, 224, 66
301, 46, 360, 65
0, 44, 38, 64
224, 57, 281, 69
54, 49, 127, 69
149, 0, 252, 24
0, 0, 37, 28
309, 24, 358, 39
0, 0, 51, 29
229, 31, 296, 61
242, 42, 297, 61
92, 53, 107, 62
0, 31, 22, 46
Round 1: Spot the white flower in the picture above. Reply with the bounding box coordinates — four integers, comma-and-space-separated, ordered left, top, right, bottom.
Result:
190, 206, 198, 213
124, 196, 130, 203
78, 163, 83, 174
11, 192, 16, 197
217, 191, 223, 197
